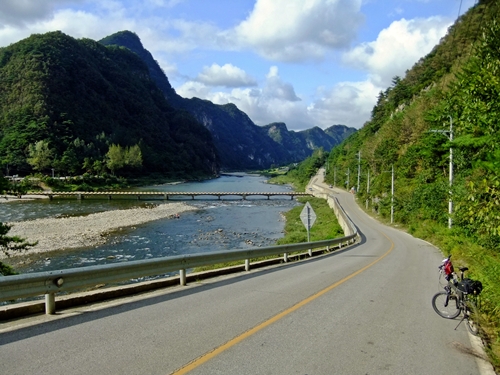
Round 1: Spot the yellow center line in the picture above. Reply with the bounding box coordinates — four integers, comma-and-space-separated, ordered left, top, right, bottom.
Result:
170, 232, 394, 375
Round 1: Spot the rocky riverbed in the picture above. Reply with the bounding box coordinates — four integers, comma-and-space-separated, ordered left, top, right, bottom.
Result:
4, 202, 196, 257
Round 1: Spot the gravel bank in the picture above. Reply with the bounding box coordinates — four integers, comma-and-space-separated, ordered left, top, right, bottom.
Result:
5, 202, 196, 257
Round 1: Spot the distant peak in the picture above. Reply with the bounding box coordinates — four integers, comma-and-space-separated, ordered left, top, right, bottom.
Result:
99, 30, 144, 51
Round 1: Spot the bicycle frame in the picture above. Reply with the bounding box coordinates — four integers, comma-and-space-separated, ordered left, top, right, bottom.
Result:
432, 261, 481, 336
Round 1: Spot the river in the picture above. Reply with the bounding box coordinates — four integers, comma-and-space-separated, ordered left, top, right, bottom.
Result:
2, 173, 301, 274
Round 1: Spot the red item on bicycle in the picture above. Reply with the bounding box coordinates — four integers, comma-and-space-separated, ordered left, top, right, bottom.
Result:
444, 260, 454, 276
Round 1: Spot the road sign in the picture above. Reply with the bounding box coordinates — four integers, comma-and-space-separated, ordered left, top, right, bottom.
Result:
300, 202, 316, 230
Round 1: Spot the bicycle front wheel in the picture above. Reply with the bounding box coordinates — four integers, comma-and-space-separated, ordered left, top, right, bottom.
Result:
432, 291, 460, 319
464, 299, 480, 336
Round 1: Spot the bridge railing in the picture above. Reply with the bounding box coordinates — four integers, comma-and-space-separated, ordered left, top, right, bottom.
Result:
24, 191, 311, 200
0, 197, 358, 315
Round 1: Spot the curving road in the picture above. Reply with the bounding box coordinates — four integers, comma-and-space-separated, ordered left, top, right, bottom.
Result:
0, 171, 491, 374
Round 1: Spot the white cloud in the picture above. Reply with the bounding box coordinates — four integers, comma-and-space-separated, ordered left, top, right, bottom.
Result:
263, 66, 301, 102
196, 64, 257, 87
177, 66, 311, 129
176, 81, 212, 99
343, 16, 450, 87
177, 65, 385, 130
233, 0, 363, 62
308, 80, 380, 128
0, 0, 85, 27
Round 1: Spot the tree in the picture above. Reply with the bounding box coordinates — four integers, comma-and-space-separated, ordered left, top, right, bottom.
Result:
105, 144, 125, 175
106, 144, 142, 175
92, 160, 105, 175
125, 145, 142, 169
1, 172, 36, 274
0, 222, 37, 276
27, 140, 53, 172
0, 174, 10, 193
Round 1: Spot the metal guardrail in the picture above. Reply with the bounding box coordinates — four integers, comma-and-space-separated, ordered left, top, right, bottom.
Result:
0, 196, 358, 315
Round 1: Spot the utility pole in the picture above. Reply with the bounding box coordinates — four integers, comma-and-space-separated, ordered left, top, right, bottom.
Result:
430, 116, 453, 228
357, 151, 361, 193
391, 164, 394, 224
383, 165, 395, 224
366, 170, 370, 209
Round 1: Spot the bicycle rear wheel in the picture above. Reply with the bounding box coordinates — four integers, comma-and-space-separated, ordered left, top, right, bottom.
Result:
432, 291, 460, 318
464, 299, 480, 336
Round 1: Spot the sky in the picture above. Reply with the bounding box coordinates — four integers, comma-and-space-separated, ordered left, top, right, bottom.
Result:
0, 0, 476, 131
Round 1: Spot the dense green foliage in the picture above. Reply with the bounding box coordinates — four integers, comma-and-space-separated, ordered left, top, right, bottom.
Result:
0, 177, 37, 275
269, 149, 327, 191
326, 0, 500, 367
0, 221, 37, 276
0, 31, 219, 179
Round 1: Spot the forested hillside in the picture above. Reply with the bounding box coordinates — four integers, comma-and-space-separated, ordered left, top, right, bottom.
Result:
0, 31, 219, 179
325, 0, 500, 366
100, 31, 356, 170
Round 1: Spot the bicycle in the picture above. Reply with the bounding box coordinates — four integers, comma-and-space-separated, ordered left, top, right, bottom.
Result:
431, 259, 483, 336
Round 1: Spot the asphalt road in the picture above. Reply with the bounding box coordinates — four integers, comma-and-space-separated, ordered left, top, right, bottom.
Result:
0, 173, 490, 375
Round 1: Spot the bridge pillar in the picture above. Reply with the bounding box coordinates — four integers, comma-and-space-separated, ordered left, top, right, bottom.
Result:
267, 195, 270, 200
77, 194, 83, 200
108, 195, 112, 200
45, 293, 56, 314
137, 195, 141, 200
243, 194, 246, 200
164, 194, 169, 200
48, 195, 53, 200
218, 195, 221, 200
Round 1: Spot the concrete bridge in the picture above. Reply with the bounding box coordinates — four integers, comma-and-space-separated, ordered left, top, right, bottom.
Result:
25, 191, 311, 200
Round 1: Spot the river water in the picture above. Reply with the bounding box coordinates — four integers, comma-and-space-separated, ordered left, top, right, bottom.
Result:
2, 174, 300, 274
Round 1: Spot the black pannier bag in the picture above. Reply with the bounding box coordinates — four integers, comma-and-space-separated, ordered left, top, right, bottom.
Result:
457, 278, 483, 295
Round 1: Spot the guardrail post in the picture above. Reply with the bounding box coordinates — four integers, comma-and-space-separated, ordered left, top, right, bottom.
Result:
179, 269, 186, 286
308, 249, 312, 257
283, 253, 288, 262
45, 293, 56, 314
245, 259, 250, 271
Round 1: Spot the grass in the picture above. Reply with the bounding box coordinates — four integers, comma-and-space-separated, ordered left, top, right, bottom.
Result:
276, 196, 344, 244
267, 173, 308, 192
194, 196, 344, 272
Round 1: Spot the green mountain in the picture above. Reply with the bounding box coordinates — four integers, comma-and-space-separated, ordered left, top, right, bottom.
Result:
0, 31, 219, 178
99, 31, 355, 170
326, 0, 500, 245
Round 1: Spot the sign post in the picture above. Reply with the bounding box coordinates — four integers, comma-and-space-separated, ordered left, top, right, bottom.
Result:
300, 202, 317, 256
